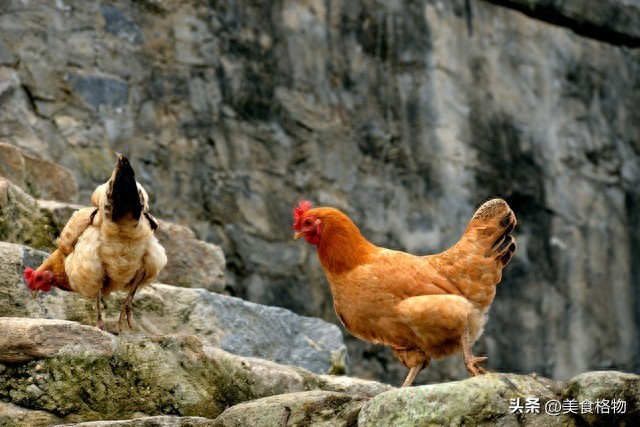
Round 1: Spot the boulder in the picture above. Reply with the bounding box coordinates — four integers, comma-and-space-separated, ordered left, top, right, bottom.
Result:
358, 372, 639, 426
0, 318, 390, 425
563, 371, 640, 425
58, 417, 215, 427
0, 242, 346, 375
23, 153, 79, 203
0, 178, 59, 252
0, 141, 79, 203
154, 222, 225, 293
0, 402, 62, 427
0, 142, 26, 190
213, 390, 366, 427
0, 318, 116, 363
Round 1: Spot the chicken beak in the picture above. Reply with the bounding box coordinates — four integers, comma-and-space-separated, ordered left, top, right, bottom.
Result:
31, 289, 39, 299
293, 231, 304, 240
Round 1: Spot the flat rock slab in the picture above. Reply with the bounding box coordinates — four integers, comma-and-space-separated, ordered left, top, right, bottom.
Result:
58, 416, 216, 426
213, 390, 367, 427
0, 318, 116, 363
0, 402, 62, 427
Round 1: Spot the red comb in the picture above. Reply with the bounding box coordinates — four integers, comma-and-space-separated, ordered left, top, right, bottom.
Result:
24, 268, 36, 290
293, 200, 312, 231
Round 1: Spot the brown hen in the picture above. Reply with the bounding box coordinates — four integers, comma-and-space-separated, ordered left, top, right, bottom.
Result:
293, 199, 516, 386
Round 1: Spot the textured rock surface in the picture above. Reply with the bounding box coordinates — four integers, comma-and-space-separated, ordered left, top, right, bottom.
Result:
358, 372, 639, 426
483, 0, 640, 46
58, 417, 216, 427
0, 242, 346, 375
0, 178, 59, 252
0, 0, 637, 387
213, 390, 366, 427
0, 318, 389, 426
0, 318, 116, 363
0, 141, 79, 203
563, 371, 640, 425
155, 222, 226, 292
0, 402, 62, 427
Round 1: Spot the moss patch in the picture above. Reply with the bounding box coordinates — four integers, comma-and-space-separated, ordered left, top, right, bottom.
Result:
0, 185, 60, 252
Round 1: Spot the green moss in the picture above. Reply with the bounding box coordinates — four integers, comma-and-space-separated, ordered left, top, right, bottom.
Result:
0, 416, 20, 427
24, 175, 42, 201
0, 337, 245, 421
177, 278, 193, 288
0, 188, 59, 252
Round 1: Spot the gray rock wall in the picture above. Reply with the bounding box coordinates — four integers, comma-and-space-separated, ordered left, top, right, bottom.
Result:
0, 0, 638, 385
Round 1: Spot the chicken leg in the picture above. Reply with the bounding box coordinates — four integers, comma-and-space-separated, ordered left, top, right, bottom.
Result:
95, 291, 104, 330
118, 270, 146, 333
401, 359, 430, 387
462, 323, 488, 376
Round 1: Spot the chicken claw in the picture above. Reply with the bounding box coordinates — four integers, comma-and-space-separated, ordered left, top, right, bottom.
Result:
464, 356, 489, 376
462, 323, 489, 376
118, 270, 145, 333
118, 298, 134, 332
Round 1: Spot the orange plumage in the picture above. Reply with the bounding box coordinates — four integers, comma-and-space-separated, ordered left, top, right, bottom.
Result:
293, 199, 516, 386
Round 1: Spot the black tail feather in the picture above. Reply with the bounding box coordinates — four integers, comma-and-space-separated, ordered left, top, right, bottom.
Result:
109, 155, 142, 222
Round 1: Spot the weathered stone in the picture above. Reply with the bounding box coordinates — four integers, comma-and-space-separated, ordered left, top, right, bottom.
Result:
202, 348, 389, 399
563, 371, 640, 425
59, 417, 216, 427
358, 373, 573, 426
0, 142, 79, 203
0, 40, 16, 65
213, 390, 366, 427
0, 402, 62, 427
0, 68, 20, 99
23, 153, 79, 203
100, 5, 144, 45
0, 318, 389, 424
0, 179, 58, 252
35, 200, 84, 228
484, 0, 640, 46
0, 242, 346, 376
156, 222, 225, 292
66, 72, 129, 109
0, 318, 116, 363
0, 142, 26, 189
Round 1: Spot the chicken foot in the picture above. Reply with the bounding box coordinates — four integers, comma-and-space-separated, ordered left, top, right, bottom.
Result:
95, 291, 104, 330
401, 359, 430, 387
462, 323, 488, 376
118, 270, 146, 333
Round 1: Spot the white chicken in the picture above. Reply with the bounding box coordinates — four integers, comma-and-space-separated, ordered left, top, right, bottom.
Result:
25, 153, 167, 332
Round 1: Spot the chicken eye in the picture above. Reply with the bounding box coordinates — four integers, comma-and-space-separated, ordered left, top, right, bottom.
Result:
304, 219, 313, 226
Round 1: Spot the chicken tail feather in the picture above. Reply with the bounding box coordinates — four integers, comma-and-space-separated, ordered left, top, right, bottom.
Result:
109, 154, 142, 222
467, 198, 517, 267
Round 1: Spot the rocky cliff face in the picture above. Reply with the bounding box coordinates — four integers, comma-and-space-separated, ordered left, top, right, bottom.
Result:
0, 0, 638, 388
